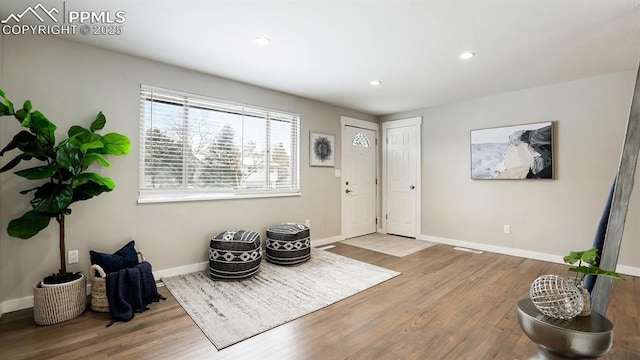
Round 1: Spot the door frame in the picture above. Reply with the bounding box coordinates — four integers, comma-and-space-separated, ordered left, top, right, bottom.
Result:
381, 116, 422, 236
340, 116, 380, 239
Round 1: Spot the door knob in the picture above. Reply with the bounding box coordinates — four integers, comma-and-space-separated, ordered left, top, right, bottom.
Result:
346, 189, 353, 194
410, 185, 415, 189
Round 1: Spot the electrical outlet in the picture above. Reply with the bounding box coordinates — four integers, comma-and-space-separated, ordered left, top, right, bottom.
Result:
68, 250, 79, 264
503, 225, 511, 234
305, 219, 311, 227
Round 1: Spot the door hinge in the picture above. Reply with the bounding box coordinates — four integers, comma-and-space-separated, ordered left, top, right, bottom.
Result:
386, 214, 388, 219
375, 218, 378, 225
375, 178, 378, 185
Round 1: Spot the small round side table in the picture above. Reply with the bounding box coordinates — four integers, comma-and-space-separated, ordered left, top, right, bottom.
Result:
517, 298, 613, 359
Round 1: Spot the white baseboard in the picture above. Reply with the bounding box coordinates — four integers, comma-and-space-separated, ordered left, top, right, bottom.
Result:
616, 264, 640, 277
154, 262, 208, 280
420, 234, 640, 277
0, 295, 33, 316
312, 235, 344, 247
0, 235, 347, 316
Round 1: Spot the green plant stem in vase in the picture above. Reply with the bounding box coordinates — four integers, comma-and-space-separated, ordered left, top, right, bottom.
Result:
563, 247, 624, 316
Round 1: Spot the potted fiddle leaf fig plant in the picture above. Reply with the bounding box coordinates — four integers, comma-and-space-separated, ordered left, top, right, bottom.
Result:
0, 89, 130, 325
563, 247, 624, 316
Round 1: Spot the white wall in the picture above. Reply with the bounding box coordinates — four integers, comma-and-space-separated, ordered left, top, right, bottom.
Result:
2, 34, 637, 313
0, 35, 376, 305
381, 70, 639, 271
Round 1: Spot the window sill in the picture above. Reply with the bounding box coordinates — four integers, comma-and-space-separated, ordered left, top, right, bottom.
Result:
138, 191, 301, 204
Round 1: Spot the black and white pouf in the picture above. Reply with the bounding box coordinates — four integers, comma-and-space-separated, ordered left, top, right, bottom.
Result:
265, 223, 311, 266
209, 230, 262, 280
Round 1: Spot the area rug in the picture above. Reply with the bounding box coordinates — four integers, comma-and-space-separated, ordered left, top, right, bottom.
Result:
341, 234, 437, 257
162, 248, 400, 350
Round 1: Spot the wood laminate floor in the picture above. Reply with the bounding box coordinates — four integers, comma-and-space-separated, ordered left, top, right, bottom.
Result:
0, 243, 638, 359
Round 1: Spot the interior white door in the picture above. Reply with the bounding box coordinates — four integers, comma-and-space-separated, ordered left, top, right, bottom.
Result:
343, 126, 377, 239
386, 125, 418, 237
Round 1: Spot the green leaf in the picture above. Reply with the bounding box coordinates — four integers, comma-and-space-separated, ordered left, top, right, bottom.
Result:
83, 153, 111, 168
68, 125, 89, 138
579, 248, 598, 265
14, 131, 47, 158
90, 112, 106, 132
30, 111, 56, 146
0, 90, 9, 116
71, 181, 113, 203
568, 266, 625, 280
72, 172, 115, 190
14, 165, 57, 180
1, 90, 15, 115
564, 247, 599, 266
0, 131, 35, 156
7, 99, 14, 114
77, 135, 104, 153
7, 210, 51, 239
0, 153, 32, 173
19, 111, 31, 127
23, 100, 32, 112
0, 91, 13, 116
56, 141, 83, 175
30, 182, 73, 214
102, 133, 131, 155
564, 252, 581, 265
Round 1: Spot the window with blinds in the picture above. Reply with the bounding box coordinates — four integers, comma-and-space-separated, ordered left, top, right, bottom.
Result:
139, 85, 300, 202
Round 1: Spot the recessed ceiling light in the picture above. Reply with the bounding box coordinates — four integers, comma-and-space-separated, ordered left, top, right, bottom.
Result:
370, 80, 382, 86
459, 51, 475, 60
254, 36, 271, 46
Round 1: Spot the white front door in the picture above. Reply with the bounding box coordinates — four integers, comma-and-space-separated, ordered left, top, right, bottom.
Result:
342, 125, 377, 239
384, 118, 421, 238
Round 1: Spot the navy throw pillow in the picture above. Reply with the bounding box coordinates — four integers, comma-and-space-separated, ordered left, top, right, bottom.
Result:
90, 240, 139, 274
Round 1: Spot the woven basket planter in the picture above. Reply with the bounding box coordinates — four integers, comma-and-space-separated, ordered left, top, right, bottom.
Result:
90, 250, 145, 312
33, 273, 86, 325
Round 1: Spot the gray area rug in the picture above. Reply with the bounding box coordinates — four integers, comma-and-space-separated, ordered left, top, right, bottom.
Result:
162, 248, 400, 350
341, 234, 437, 257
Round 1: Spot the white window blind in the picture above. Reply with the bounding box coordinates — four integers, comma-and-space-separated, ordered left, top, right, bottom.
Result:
139, 85, 299, 201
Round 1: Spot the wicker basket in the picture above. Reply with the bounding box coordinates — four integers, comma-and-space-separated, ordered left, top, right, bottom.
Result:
90, 250, 145, 312
33, 273, 86, 325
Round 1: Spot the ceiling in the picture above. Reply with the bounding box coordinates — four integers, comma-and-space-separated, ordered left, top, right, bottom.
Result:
1, 0, 639, 116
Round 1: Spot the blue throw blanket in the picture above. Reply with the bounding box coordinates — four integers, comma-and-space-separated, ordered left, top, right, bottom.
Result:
583, 176, 617, 295
105, 261, 165, 326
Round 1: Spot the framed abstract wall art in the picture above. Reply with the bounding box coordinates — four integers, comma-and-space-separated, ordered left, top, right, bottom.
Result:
310, 132, 335, 167
471, 122, 553, 180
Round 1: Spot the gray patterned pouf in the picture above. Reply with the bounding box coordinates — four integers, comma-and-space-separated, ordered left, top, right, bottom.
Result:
266, 223, 311, 265
209, 230, 262, 280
